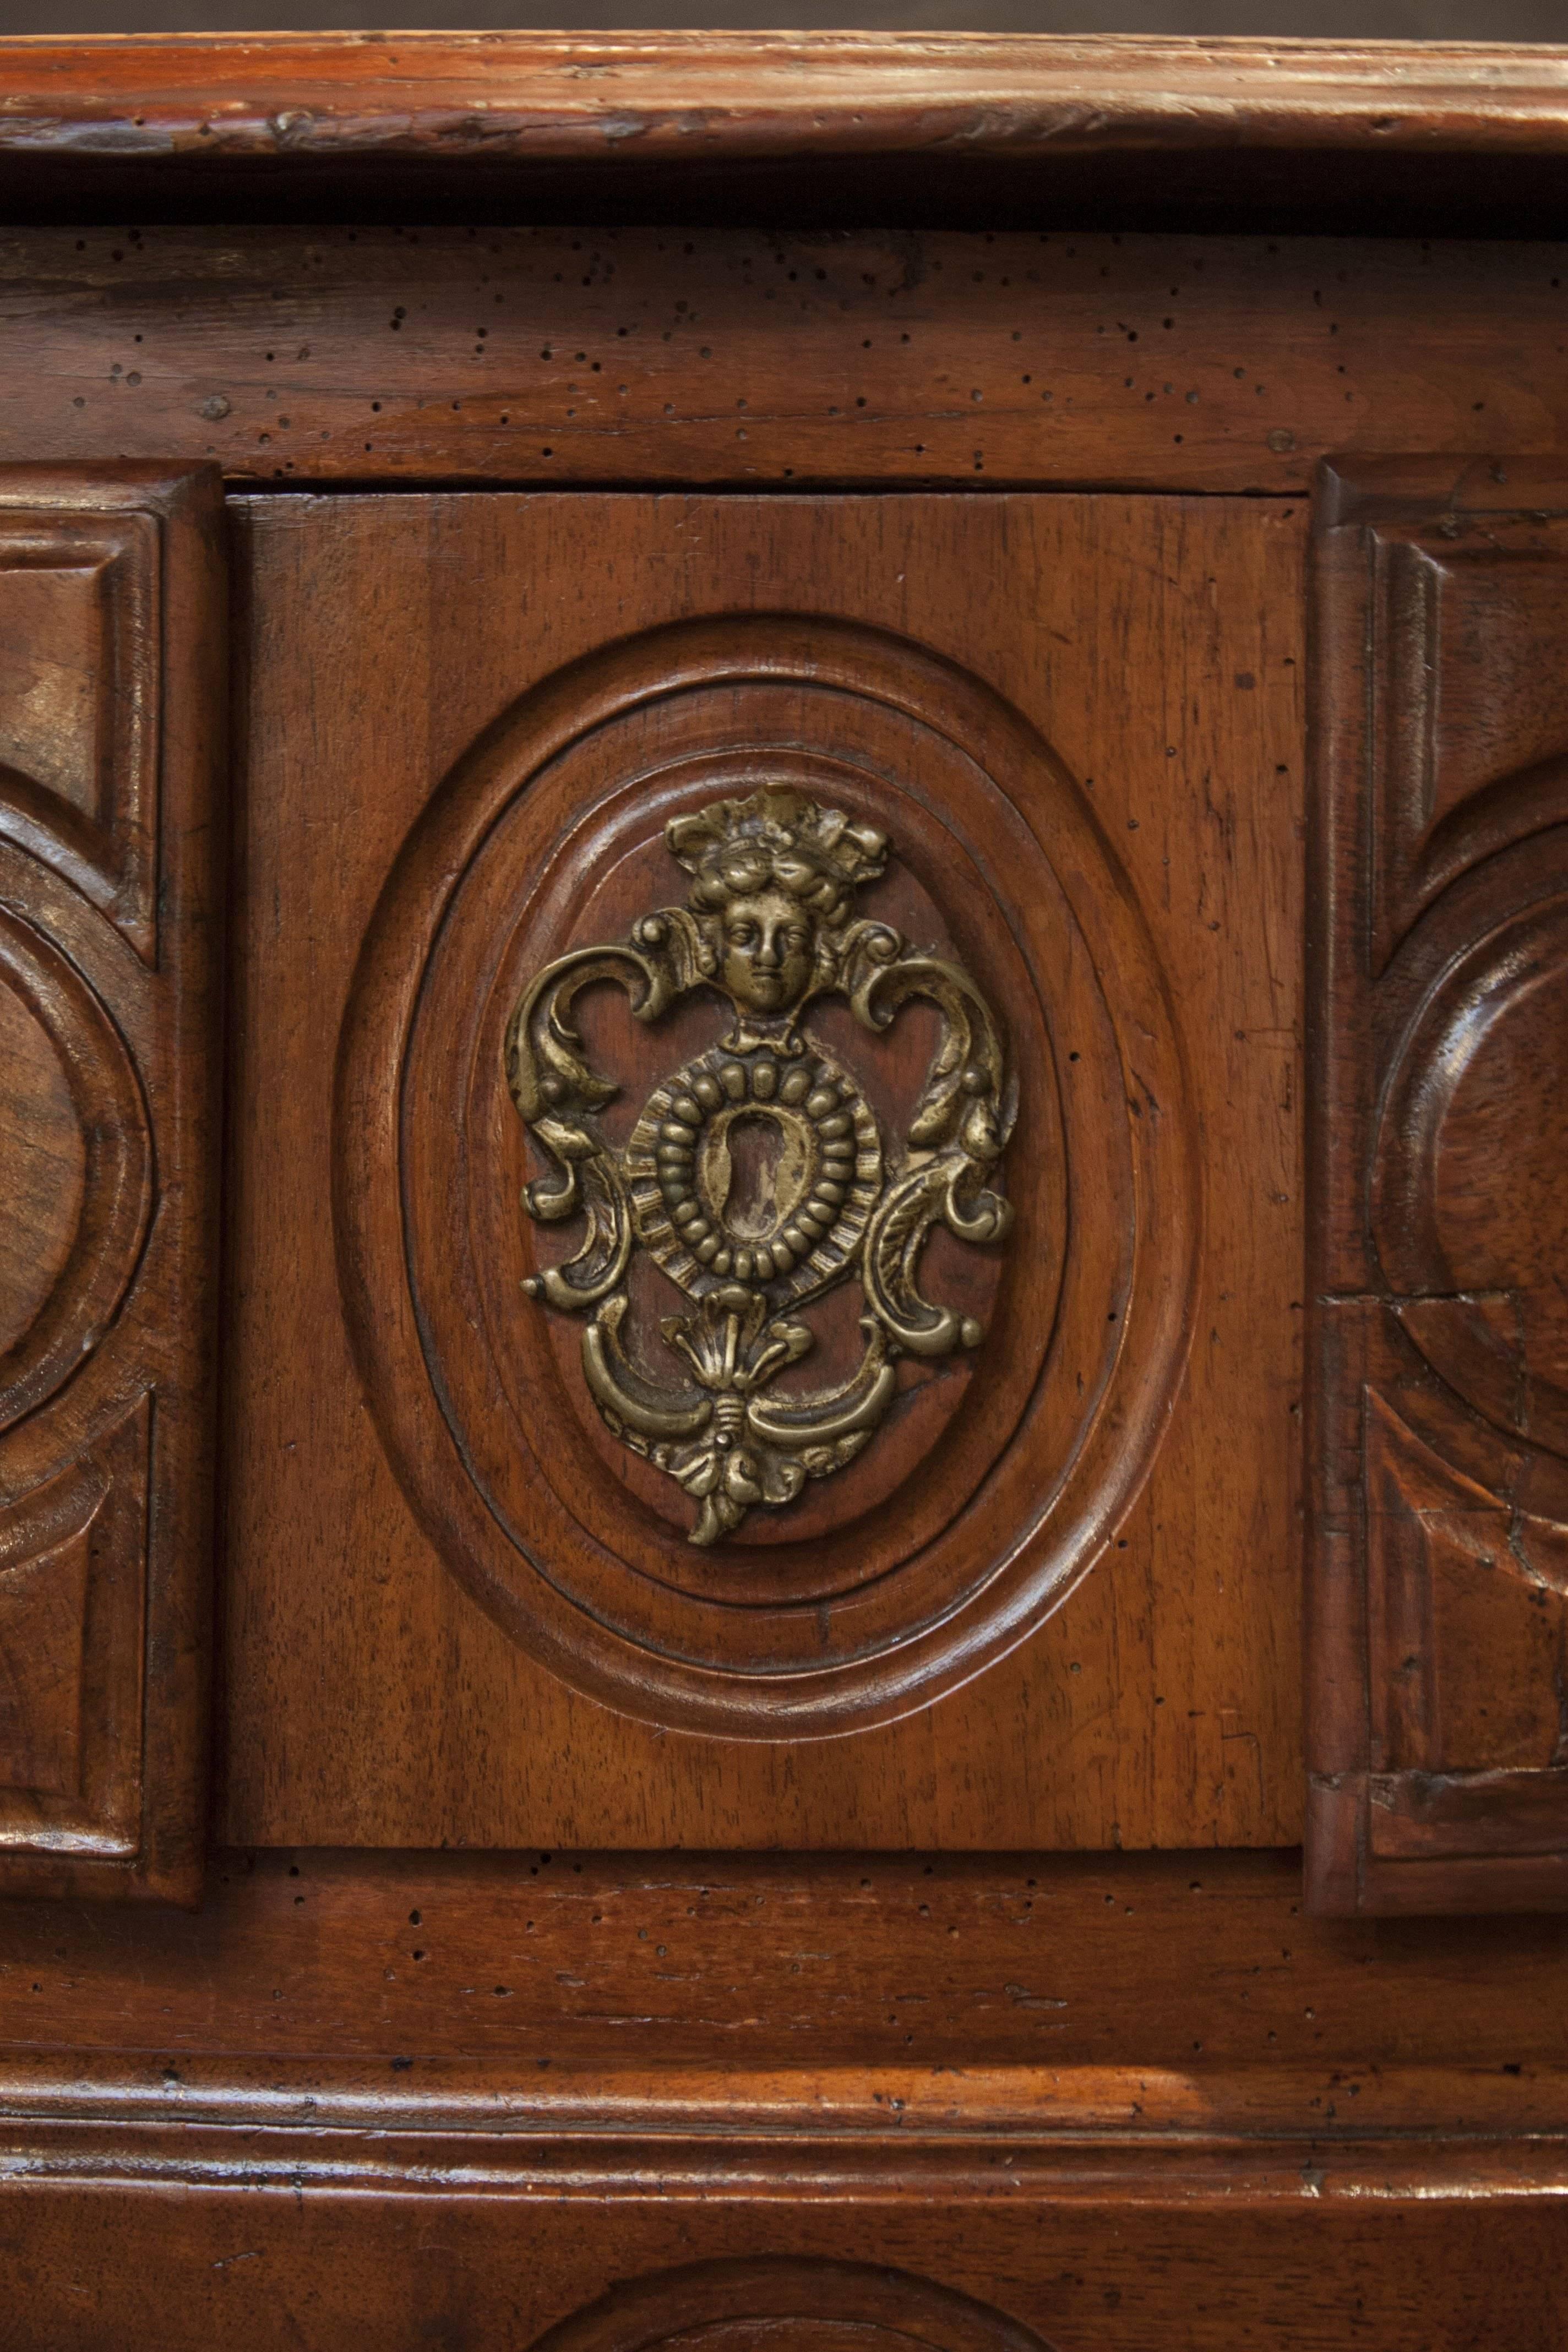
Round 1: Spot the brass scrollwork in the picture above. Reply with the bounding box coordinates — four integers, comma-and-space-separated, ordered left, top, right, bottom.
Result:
504, 787, 1014, 1545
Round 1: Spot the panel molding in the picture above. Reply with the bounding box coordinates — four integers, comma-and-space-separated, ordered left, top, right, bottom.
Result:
336, 609, 1198, 1739
222, 486, 1299, 1852
1308, 454, 1568, 1914
532, 2261, 1057, 2352
0, 508, 161, 961
0, 464, 224, 1903
0, 894, 153, 1437
0, 2097, 1562, 2352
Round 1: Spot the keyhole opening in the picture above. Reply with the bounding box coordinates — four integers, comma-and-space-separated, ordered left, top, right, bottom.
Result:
718, 1112, 787, 1240
696, 1103, 817, 1244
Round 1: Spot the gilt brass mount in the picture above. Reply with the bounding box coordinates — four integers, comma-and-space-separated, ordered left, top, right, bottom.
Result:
504, 787, 1014, 1545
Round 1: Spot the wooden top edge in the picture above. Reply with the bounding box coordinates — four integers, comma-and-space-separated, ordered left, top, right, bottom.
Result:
4, 31, 1568, 167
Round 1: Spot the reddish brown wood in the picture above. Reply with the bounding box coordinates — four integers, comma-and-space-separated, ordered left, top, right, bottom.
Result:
531, 2263, 1053, 2352
1308, 455, 1568, 1914
2, 34, 1568, 232
2, 1845, 1565, 2094
0, 1847, 1564, 2342
342, 608, 1183, 1736
2, 2138, 1566, 2352
0, 464, 224, 1903
7, 226, 1568, 496
224, 486, 1301, 1848
7, 32, 1568, 161
3, 39, 1568, 2328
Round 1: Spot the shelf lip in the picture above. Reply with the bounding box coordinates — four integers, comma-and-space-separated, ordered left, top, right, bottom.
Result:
1, 2053, 1566, 2164
4, 32, 1568, 166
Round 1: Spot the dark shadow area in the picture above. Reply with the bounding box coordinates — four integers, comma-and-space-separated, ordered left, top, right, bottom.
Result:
3, 1, 1567, 39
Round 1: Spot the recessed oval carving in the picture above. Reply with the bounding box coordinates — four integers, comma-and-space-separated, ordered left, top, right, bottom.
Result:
337, 615, 1196, 1736
528, 2260, 1056, 2352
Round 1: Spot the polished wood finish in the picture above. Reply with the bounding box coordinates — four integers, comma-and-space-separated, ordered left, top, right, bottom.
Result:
9, 30, 1568, 161
6, 2128, 1566, 2352
0, 1848, 1565, 2347
0, 464, 222, 1905
226, 487, 1300, 1847
1, 1844, 1562, 2095
1, 31, 1566, 2342
6, 226, 1568, 494
4, 34, 1568, 232
1308, 455, 1568, 1913
530, 2266, 1052, 2352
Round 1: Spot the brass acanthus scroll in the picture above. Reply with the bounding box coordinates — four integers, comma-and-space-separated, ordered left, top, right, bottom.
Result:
504, 787, 1014, 1545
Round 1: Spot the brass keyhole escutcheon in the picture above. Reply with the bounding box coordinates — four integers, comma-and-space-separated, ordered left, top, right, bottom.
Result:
505, 784, 1014, 1545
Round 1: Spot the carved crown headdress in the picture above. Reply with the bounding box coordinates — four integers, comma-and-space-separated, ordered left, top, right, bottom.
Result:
666, 786, 888, 924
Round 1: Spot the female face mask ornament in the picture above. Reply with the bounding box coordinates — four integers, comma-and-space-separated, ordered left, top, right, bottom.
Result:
504, 785, 1015, 1547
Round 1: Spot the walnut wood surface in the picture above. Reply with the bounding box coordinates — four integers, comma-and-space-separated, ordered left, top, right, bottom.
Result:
8, 30, 1568, 158
531, 2263, 1054, 2352
7, 226, 1568, 496
340, 609, 1187, 1738
2, 1845, 1561, 2087
1, 44, 1565, 2316
6, 2133, 1566, 2352
0, 1848, 1564, 2344
222, 487, 1300, 1849
1307, 455, 1568, 1914
2, 35, 1568, 233
0, 465, 223, 1905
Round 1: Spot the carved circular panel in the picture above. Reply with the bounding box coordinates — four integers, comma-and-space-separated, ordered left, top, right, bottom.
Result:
529, 2260, 1056, 2352
1373, 829, 1568, 1470
339, 617, 1196, 1734
0, 969, 86, 1359
0, 903, 152, 1436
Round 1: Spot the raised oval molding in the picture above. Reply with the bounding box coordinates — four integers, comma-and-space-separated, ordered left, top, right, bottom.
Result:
528, 2260, 1057, 2352
336, 612, 1197, 1738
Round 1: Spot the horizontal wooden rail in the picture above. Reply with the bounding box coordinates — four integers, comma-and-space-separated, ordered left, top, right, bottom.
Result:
5, 33, 1568, 229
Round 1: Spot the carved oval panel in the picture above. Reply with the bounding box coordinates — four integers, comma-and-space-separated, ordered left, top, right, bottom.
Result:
528, 2260, 1056, 2352
339, 617, 1196, 1735
0, 902, 152, 1436
1373, 827, 1568, 1473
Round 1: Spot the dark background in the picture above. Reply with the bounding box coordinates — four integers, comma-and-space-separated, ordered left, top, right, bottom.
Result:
4, 1, 1565, 42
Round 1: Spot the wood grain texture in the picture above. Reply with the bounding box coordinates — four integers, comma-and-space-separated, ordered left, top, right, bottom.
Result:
3, 34, 1568, 234
531, 2263, 1055, 2352
4, 2135, 1566, 2352
0, 1847, 1564, 2346
8, 32, 1568, 158
1307, 455, 1568, 1914
0, 465, 224, 1904
8, 226, 1568, 494
221, 486, 1302, 1850
0, 1845, 1562, 2107
1, 48, 1566, 2329
339, 609, 1191, 1739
